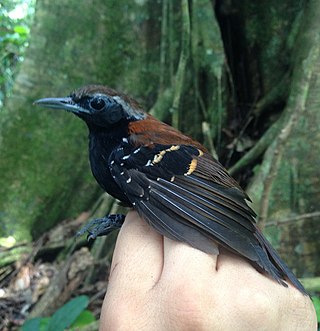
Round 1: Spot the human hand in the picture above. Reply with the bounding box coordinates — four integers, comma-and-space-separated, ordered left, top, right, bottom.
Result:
100, 211, 317, 331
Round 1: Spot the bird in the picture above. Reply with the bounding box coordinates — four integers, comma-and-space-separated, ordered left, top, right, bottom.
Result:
34, 84, 306, 294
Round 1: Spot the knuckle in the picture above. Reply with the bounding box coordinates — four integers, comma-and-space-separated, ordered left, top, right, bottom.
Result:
235, 286, 275, 321
163, 282, 211, 330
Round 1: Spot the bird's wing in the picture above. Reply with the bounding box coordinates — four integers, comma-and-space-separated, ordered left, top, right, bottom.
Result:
108, 143, 297, 288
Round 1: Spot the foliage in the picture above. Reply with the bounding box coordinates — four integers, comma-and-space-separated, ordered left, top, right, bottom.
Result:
0, 0, 147, 240
312, 296, 320, 324
22, 295, 95, 331
0, 0, 34, 106
0, 0, 318, 279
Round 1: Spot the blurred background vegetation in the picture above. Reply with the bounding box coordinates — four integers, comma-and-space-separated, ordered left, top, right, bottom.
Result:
0, 0, 33, 106
0, 0, 319, 329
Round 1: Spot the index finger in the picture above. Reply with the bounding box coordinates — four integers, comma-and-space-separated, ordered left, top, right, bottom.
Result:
108, 211, 164, 292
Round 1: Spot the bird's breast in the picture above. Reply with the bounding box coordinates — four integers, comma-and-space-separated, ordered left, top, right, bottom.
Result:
88, 133, 130, 204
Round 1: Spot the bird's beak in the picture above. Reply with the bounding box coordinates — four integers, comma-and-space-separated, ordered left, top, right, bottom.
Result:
34, 97, 88, 114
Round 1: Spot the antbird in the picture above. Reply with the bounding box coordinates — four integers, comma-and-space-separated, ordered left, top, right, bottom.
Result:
34, 85, 306, 294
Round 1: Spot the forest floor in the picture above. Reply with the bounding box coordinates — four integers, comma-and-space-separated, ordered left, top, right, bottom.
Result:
0, 212, 112, 331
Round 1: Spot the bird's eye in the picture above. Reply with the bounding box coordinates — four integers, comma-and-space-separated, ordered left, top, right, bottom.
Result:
90, 97, 106, 111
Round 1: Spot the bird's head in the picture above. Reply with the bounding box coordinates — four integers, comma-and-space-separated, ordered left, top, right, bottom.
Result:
34, 85, 146, 129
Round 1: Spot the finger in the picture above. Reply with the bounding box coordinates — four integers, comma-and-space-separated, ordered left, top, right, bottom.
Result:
217, 248, 254, 272
108, 210, 164, 292
216, 249, 277, 288
101, 212, 164, 329
159, 236, 219, 285
214, 249, 268, 290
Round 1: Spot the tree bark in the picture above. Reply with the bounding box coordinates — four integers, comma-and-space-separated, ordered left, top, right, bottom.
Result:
1, 0, 319, 279
0, 0, 147, 239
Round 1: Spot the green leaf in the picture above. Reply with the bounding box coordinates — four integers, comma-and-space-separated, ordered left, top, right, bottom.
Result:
22, 317, 41, 331
312, 296, 320, 322
13, 25, 29, 36
46, 295, 89, 331
39, 318, 51, 331
70, 310, 96, 329
22, 317, 50, 331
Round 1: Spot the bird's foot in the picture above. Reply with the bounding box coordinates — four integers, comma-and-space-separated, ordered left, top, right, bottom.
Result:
76, 214, 125, 241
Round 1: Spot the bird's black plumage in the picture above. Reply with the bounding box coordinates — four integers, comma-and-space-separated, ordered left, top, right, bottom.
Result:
34, 84, 307, 295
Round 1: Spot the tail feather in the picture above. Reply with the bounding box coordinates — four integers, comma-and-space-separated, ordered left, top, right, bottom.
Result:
254, 230, 307, 295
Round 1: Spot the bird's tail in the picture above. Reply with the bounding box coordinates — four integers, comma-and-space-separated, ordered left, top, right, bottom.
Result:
254, 230, 307, 295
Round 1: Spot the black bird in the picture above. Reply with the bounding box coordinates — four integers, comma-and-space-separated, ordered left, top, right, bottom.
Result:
34, 85, 306, 294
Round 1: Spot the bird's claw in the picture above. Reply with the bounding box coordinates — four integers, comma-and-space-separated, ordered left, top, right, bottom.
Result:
76, 214, 125, 241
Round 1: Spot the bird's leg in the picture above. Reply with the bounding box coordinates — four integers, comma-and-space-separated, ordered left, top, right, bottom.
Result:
76, 214, 125, 241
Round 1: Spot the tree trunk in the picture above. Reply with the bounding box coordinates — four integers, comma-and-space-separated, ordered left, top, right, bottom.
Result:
0, 0, 148, 239
1, 0, 319, 279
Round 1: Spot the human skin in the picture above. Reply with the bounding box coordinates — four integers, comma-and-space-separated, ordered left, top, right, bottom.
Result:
100, 211, 317, 331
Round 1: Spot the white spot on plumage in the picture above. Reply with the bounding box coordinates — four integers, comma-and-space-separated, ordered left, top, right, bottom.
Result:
126, 177, 132, 183
133, 148, 141, 154
122, 154, 130, 160
145, 159, 152, 166
122, 137, 128, 143
120, 171, 124, 175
